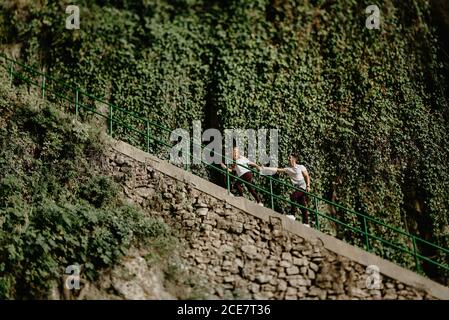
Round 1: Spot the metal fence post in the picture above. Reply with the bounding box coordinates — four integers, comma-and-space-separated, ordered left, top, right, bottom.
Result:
363, 216, 370, 251
9, 63, 13, 87
41, 74, 46, 99
412, 236, 421, 273
146, 119, 150, 153
269, 179, 274, 210
75, 89, 79, 118
185, 138, 191, 172
314, 197, 320, 231
226, 168, 230, 195
109, 104, 113, 137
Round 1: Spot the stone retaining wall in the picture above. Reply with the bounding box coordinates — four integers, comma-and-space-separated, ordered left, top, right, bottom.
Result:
101, 141, 449, 300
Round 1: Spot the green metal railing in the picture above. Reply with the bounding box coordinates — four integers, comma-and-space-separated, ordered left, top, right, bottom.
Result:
1, 53, 448, 283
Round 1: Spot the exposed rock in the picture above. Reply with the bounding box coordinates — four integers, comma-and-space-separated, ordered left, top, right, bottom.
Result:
281, 252, 292, 262
308, 287, 322, 297
286, 287, 297, 296
197, 207, 209, 216
288, 278, 308, 288
241, 245, 260, 260
286, 266, 300, 275
85, 254, 175, 300
256, 274, 273, 284
308, 269, 316, 280
135, 187, 155, 199
293, 257, 306, 266
309, 262, 319, 272
278, 280, 288, 291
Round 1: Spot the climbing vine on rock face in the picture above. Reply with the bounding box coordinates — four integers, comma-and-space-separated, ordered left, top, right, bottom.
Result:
1, 0, 449, 282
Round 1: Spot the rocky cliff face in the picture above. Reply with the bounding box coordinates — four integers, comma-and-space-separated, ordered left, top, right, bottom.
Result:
51, 249, 176, 300
78, 145, 439, 300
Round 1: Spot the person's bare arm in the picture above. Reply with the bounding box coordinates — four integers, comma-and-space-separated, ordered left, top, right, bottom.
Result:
248, 161, 261, 171
220, 162, 232, 173
259, 166, 284, 173
302, 169, 311, 192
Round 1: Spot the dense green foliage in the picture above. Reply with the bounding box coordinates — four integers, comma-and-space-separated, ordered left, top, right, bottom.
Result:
0, 78, 173, 299
1, 0, 449, 281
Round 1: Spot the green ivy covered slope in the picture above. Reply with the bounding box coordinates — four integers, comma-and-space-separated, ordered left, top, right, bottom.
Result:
0, 74, 179, 299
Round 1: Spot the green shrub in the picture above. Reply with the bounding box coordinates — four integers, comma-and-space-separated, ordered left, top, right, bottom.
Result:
78, 175, 119, 208
0, 80, 173, 299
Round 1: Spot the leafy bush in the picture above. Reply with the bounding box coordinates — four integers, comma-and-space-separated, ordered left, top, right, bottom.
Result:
0, 79, 172, 299
78, 175, 119, 208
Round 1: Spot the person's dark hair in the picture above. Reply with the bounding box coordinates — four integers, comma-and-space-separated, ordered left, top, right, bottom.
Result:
289, 154, 298, 161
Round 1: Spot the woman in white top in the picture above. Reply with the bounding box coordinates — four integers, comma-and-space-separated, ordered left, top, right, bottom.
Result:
275, 154, 311, 226
221, 147, 263, 205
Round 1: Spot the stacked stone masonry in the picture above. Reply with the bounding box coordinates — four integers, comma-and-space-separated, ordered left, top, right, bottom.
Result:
103, 148, 439, 300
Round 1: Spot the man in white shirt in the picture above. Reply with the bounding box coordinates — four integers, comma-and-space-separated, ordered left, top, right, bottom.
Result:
276, 154, 311, 226
221, 147, 263, 205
